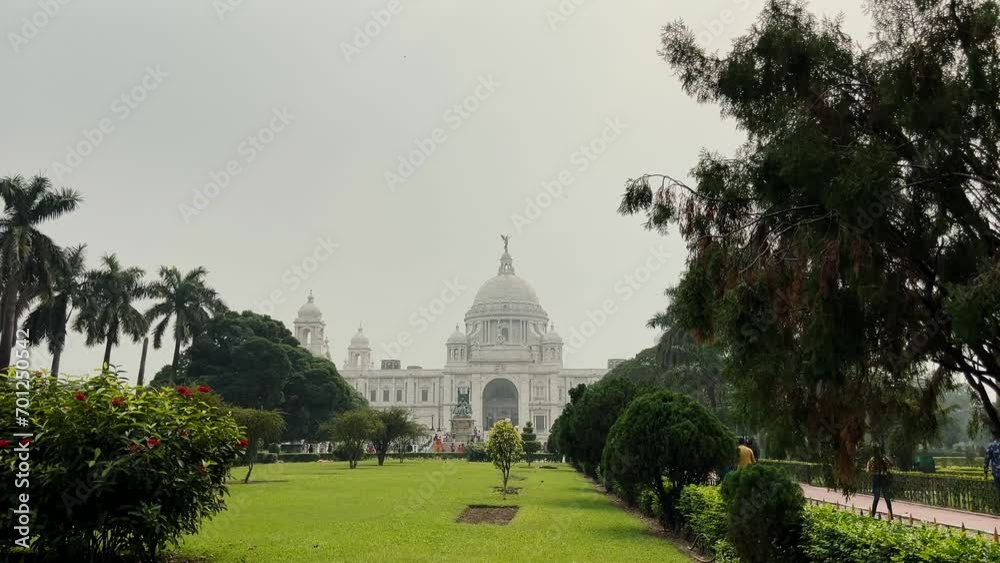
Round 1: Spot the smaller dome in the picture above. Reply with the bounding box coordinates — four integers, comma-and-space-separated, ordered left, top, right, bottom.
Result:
542, 325, 563, 344
297, 292, 322, 320
447, 325, 466, 345
350, 326, 370, 348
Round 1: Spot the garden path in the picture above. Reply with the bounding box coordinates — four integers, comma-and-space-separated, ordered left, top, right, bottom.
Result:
800, 483, 1000, 535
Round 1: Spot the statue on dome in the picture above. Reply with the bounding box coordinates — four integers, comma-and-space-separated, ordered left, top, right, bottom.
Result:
500, 233, 510, 253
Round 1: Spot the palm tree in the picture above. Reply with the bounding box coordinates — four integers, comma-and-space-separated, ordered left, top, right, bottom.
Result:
23, 245, 86, 376
0, 175, 82, 368
145, 266, 226, 381
74, 254, 149, 367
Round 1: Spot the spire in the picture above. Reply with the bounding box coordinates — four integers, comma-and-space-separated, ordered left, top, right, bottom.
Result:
498, 234, 515, 275
307, 290, 314, 303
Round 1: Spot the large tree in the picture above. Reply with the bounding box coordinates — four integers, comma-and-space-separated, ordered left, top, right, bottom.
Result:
145, 266, 227, 382
0, 175, 81, 368
74, 254, 149, 367
153, 310, 364, 440
620, 0, 1000, 483
23, 244, 86, 376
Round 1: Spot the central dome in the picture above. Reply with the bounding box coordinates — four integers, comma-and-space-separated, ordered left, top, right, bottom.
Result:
473, 272, 540, 306
465, 249, 548, 324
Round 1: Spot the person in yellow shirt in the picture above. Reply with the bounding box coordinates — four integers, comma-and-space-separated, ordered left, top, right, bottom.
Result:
737, 437, 757, 467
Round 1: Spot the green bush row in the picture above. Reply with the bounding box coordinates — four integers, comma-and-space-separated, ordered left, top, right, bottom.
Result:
678, 484, 1000, 563
273, 450, 561, 464
762, 459, 999, 515
935, 456, 985, 468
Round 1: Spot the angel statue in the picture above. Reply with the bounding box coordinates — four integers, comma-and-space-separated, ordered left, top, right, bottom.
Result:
500, 234, 510, 253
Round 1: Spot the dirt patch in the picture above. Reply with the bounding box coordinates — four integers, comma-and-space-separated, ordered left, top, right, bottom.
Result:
539, 465, 558, 470
457, 505, 520, 525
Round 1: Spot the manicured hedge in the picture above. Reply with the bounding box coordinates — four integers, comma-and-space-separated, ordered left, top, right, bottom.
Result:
763, 459, 999, 515
255, 451, 278, 464
936, 456, 984, 468
678, 485, 1000, 563
802, 506, 1000, 563
275, 451, 562, 463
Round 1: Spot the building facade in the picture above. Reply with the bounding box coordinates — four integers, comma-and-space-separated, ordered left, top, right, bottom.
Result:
292, 244, 608, 440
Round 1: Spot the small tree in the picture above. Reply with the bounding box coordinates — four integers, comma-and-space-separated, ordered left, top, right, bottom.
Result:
231, 407, 286, 483
485, 419, 524, 499
521, 421, 541, 466
370, 407, 416, 466
394, 420, 428, 463
602, 390, 735, 527
324, 409, 379, 469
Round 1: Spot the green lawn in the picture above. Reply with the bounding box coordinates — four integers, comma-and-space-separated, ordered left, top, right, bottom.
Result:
175, 460, 690, 562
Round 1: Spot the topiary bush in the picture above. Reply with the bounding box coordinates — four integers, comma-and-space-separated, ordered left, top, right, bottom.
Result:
0, 370, 244, 562
720, 464, 806, 563
569, 376, 653, 476
601, 390, 735, 527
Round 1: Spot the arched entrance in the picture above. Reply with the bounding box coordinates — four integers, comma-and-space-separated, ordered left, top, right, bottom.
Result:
483, 378, 518, 430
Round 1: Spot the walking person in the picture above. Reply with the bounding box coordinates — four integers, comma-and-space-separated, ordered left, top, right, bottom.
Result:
867, 448, 894, 520
985, 430, 1000, 497
737, 437, 757, 468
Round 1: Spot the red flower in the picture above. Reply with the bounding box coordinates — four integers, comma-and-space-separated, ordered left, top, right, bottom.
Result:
0, 440, 11, 448
145, 437, 161, 447
127, 443, 141, 453
176, 386, 193, 397
73, 392, 86, 401
19, 438, 32, 447
197, 385, 212, 393
112, 396, 127, 407
237, 439, 249, 448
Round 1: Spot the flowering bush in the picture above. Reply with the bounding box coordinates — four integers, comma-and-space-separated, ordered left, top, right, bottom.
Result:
0, 369, 244, 561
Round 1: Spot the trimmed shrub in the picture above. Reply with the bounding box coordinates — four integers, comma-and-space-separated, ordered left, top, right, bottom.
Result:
0, 371, 243, 561
521, 422, 541, 465
570, 376, 653, 476
601, 390, 736, 526
678, 485, 740, 562
279, 453, 322, 462
679, 485, 728, 544
720, 465, 806, 563
802, 505, 1000, 563
465, 442, 489, 462
255, 451, 278, 464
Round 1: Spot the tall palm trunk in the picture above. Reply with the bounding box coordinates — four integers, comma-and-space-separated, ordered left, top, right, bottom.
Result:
0, 269, 23, 368
137, 338, 149, 387
170, 336, 182, 384
50, 349, 62, 378
102, 326, 115, 368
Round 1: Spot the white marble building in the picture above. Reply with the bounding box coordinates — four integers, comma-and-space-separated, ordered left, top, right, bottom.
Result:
292, 243, 608, 440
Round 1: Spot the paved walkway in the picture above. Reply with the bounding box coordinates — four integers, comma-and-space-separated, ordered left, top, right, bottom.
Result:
801, 484, 1000, 535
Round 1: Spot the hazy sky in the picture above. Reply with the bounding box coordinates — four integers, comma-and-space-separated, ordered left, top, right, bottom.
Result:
1, 1, 873, 383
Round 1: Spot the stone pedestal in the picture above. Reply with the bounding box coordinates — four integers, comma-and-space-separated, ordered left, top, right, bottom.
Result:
451, 416, 475, 444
